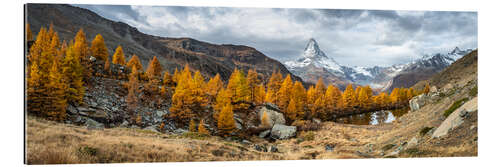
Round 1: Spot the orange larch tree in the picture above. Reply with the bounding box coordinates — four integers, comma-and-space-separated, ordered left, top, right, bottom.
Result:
112, 45, 126, 65
90, 34, 108, 61
217, 104, 236, 136
126, 54, 143, 72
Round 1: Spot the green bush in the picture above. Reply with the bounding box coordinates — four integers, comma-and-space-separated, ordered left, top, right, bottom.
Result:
300, 131, 315, 141
78, 146, 98, 156
419, 127, 433, 136
443, 98, 469, 118
469, 85, 478, 97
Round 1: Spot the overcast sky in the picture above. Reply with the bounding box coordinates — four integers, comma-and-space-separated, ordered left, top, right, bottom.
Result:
74, 4, 477, 67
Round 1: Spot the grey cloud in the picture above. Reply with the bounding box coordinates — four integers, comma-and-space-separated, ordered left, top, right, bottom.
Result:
75, 4, 477, 67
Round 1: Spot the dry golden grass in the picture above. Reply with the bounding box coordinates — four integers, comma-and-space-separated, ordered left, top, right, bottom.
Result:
26, 116, 283, 164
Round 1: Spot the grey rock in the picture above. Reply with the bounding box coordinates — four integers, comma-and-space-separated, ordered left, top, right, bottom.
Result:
235, 120, 243, 130
120, 120, 129, 127
409, 94, 428, 111
254, 144, 267, 152
174, 128, 188, 134
442, 83, 454, 92
85, 118, 104, 130
325, 144, 334, 152
430, 86, 438, 93
470, 125, 476, 131
259, 130, 271, 138
241, 140, 252, 145
89, 56, 96, 62
143, 126, 159, 133
356, 150, 373, 158
407, 137, 419, 148
270, 124, 297, 140
312, 118, 321, 124
433, 97, 477, 138
67, 105, 78, 115
259, 106, 286, 126
270, 145, 279, 153
77, 107, 95, 113
130, 125, 139, 129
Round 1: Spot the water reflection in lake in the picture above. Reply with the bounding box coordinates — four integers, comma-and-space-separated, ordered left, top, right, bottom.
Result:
334, 108, 409, 125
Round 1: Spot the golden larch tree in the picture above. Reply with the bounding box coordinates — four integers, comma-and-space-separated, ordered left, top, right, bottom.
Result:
265, 71, 283, 104
189, 119, 197, 132
198, 119, 210, 135
169, 65, 196, 122
146, 56, 163, 80
26, 23, 33, 41
255, 84, 267, 105
277, 74, 293, 110
205, 73, 223, 105
126, 54, 143, 71
162, 71, 175, 87
342, 84, 356, 111
218, 104, 236, 136
423, 83, 430, 95
247, 69, 261, 102
126, 66, 140, 115
90, 34, 108, 61
112, 45, 126, 65
291, 81, 307, 120
62, 44, 85, 105
46, 60, 67, 121
226, 68, 251, 111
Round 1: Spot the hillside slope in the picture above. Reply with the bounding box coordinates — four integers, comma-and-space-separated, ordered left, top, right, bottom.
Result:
26, 4, 300, 81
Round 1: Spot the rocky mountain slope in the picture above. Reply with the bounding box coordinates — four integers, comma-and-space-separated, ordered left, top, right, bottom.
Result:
285, 38, 473, 91
26, 4, 300, 82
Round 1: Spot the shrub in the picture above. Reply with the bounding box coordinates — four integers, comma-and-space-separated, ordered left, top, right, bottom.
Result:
299, 131, 315, 141
292, 120, 320, 131
419, 127, 433, 136
443, 98, 468, 118
469, 85, 478, 97
77, 146, 98, 156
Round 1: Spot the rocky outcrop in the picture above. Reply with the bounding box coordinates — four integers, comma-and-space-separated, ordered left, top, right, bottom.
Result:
270, 124, 297, 140
409, 93, 441, 111
432, 97, 477, 138
409, 94, 427, 111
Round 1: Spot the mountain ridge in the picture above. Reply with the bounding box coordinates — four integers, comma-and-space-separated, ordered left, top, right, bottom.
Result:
284, 38, 474, 91
26, 4, 301, 82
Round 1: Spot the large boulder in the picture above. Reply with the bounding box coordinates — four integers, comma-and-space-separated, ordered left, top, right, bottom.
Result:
270, 124, 297, 140
258, 105, 286, 126
85, 118, 104, 130
432, 97, 477, 138
409, 94, 428, 111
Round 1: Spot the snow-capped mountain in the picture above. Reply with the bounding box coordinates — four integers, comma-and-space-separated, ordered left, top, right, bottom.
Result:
285, 39, 344, 76
285, 39, 350, 89
284, 38, 474, 91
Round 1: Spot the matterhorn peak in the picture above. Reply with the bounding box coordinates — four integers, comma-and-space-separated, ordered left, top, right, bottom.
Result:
303, 38, 327, 59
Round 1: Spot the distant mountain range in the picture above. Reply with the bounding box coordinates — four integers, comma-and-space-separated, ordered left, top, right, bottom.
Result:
285, 38, 474, 91
26, 4, 301, 82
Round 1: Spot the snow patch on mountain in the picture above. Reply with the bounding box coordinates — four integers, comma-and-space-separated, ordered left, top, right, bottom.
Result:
284, 38, 474, 90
